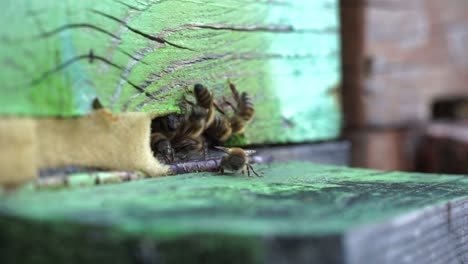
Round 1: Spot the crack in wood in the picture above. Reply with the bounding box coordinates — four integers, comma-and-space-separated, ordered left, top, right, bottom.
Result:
117, 48, 149, 65
11, 51, 153, 101
158, 23, 337, 41
113, 0, 145, 11
140, 54, 228, 89
120, 51, 330, 111
183, 23, 295, 33
105, 14, 133, 69
37, 23, 121, 40
122, 53, 230, 110
90, 9, 195, 51
132, 70, 259, 111
24, 52, 123, 88
110, 44, 163, 108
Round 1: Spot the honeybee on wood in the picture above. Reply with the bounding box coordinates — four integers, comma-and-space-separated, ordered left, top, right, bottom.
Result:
215, 146, 262, 177
150, 132, 175, 163
172, 136, 205, 158
151, 113, 183, 139
150, 113, 183, 163
228, 80, 254, 121
177, 105, 208, 139
170, 103, 208, 161
224, 80, 255, 134
204, 115, 232, 144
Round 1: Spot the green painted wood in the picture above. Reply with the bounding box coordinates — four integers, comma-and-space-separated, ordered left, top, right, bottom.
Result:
0, 0, 341, 144
1, 162, 467, 263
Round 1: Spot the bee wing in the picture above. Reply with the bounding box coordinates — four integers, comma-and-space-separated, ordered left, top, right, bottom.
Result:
214, 146, 230, 153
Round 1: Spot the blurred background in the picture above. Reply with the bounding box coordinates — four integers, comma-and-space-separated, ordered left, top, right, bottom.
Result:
340, 0, 468, 174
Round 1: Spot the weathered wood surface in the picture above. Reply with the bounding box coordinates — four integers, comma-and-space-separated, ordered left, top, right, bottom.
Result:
0, 0, 341, 144
1, 161, 467, 263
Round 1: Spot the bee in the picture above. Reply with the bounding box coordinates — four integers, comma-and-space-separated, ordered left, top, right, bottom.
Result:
215, 146, 262, 177
151, 113, 183, 139
193, 84, 215, 127
177, 105, 208, 139
228, 80, 254, 121
169, 103, 208, 161
150, 132, 175, 163
204, 115, 232, 144
173, 136, 204, 155
150, 113, 185, 163
224, 80, 255, 134
172, 136, 207, 161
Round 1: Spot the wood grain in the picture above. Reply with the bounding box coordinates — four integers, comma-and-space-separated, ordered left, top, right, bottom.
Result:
0, 0, 341, 145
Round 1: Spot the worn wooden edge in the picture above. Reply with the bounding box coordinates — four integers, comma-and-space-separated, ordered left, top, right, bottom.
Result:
0, 212, 343, 264
1, 195, 466, 263
2, 161, 468, 263
344, 197, 468, 264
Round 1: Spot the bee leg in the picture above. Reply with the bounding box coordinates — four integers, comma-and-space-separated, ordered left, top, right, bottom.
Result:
242, 166, 252, 178
241, 168, 246, 176
170, 151, 175, 163
184, 96, 195, 106
248, 164, 262, 177
223, 97, 238, 112
202, 141, 208, 160
214, 102, 226, 115
184, 86, 193, 94
227, 79, 240, 102
219, 167, 225, 174
246, 166, 251, 177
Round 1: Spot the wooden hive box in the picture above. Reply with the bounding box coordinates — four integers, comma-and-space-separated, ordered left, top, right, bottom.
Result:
0, 0, 341, 184
1, 1, 467, 263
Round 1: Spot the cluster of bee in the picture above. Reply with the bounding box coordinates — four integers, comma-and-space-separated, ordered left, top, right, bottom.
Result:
150, 81, 256, 171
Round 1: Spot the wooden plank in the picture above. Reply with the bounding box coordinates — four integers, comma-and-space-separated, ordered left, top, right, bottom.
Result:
0, 0, 341, 144
1, 161, 467, 263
